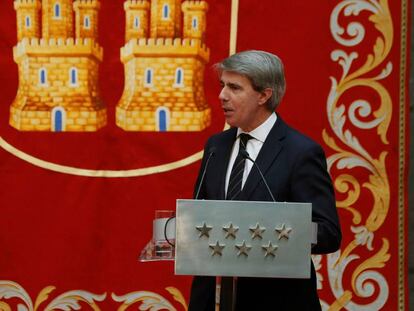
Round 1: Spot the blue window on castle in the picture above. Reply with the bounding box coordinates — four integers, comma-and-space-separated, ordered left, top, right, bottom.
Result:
54, 3, 61, 18
144, 68, 153, 86
175, 68, 183, 86
192, 17, 198, 29
69, 67, 78, 86
39, 68, 47, 86
158, 109, 167, 132
25, 16, 31, 28
54, 110, 63, 132
162, 4, 170, 19
134, 16, 140, 29
84, 16, 90, 29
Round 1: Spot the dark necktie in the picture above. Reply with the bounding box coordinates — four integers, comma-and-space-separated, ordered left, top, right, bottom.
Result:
226, 133, 252, 200
221, 133, 252, 310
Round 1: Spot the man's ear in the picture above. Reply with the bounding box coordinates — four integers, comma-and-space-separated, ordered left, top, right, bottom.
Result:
258, 88, 273, 106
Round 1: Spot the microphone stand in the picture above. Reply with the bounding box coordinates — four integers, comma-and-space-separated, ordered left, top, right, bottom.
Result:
221, 149, 276, 311
240, 149, 276, 202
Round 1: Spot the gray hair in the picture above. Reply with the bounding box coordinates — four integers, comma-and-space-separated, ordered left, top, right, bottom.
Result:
216, 50, 286, 110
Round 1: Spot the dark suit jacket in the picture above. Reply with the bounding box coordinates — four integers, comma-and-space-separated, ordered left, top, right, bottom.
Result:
188, 116, 342, 311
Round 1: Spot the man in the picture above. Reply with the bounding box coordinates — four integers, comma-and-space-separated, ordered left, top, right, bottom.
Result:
188, 50, 341, 310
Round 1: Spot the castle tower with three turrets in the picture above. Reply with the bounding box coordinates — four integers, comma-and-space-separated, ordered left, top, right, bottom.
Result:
116, 0, 210, 131
11, 0, 106, 132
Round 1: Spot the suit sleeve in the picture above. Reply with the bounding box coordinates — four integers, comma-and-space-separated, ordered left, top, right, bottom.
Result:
290, 144, 342, 254
188, 275, 216, 311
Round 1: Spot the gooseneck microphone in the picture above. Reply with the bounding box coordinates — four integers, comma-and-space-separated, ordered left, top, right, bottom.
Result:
240, 149, 276, 202
164, 147, 216, 246
194, 147, 216, 200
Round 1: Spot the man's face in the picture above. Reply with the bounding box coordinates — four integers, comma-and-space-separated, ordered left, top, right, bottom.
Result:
219, 71, 270, 132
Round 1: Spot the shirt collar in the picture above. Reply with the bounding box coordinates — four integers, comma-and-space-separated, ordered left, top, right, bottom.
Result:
237, 113, 277, 143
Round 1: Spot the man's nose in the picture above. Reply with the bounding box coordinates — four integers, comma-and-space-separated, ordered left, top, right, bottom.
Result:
219, 87, 228, 101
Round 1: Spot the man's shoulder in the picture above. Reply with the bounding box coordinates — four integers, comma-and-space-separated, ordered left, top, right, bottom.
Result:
206, 127, 237, 144
280, 120, 323, 152
286, 126, 318, 145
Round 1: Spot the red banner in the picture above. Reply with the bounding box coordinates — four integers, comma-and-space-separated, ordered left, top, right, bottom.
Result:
0, 0, 409, 310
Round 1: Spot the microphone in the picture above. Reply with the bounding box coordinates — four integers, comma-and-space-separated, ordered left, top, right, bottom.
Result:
164, 147, 216, 246
194, 146, 216, 199
240, 149, 276, 202
162, 149, 216, 247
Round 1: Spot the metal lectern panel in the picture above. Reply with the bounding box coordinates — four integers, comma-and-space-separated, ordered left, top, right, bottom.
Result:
175, 200, 312, 279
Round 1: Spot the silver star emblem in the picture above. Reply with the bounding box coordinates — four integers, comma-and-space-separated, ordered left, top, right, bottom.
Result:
275, 223, 292, 240
209, 240, 225, 256
222, 223, 239, 239
262, 241, 278, 257
195, 222, 213, 238
249, 223, 266, 240
235, 240, 252, 257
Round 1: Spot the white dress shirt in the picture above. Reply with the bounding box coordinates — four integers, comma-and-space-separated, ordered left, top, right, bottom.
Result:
225, 113, 277, 196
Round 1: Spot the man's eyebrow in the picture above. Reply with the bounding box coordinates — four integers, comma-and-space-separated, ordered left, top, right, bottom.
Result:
227, 82, 241, 88
220, 81, 242, 89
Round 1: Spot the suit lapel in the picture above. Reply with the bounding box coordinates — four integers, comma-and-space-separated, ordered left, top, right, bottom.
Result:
241, 117, 288, 200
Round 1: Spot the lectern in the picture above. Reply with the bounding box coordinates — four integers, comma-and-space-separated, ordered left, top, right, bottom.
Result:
174, 199, 317, 310
140, 199, 317, 311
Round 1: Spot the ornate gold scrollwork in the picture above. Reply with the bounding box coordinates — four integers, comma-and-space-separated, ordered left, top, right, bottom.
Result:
0, 281, 106, 311
321, 0, 394, 309
112, 287, 187, 311
0, 281, 188, 311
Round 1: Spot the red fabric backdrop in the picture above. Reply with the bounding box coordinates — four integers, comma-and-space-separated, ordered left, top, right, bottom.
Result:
0, 0, 409, 310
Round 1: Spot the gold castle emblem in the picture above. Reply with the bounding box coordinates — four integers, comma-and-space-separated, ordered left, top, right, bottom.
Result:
10, 0, 211, 132
117, 0, 211, 131
11, 0, 106, 132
